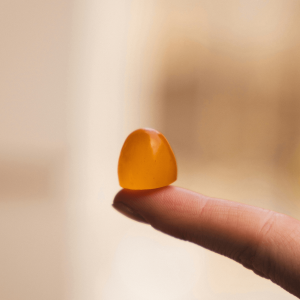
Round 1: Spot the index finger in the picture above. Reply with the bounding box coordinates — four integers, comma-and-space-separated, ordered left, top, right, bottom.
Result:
113, 186, 300, 298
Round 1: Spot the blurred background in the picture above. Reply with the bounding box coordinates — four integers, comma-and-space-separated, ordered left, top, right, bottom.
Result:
1, 0, 300, 299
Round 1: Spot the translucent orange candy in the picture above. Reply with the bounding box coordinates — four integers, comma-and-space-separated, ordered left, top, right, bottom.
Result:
118, 128, 177, 190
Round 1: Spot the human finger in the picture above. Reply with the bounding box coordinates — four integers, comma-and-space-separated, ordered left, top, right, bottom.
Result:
113, 186, 300, 298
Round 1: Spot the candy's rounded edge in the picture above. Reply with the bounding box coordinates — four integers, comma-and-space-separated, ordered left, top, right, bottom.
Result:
117, 128, 150, 187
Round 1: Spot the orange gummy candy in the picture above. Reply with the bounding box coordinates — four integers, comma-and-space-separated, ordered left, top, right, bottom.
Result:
118, 128, 177, 190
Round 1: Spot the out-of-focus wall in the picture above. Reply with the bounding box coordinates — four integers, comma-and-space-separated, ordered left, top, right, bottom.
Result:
156, 0, 300, 164
0, 1, 72, 299
152, 0, 300, 213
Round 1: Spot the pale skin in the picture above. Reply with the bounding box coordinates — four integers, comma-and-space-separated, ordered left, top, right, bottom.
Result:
113, 186, 300, 298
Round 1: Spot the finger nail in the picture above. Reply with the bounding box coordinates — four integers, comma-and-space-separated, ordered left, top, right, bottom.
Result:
112, 202, 148, 224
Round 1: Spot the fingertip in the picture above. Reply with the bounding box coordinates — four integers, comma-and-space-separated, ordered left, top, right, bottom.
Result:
112, 201, 149, 224
113, 186, 176, 204
113, 188, 125, 204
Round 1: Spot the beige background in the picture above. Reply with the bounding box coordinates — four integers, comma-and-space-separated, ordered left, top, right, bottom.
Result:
0, 0, 300, 299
